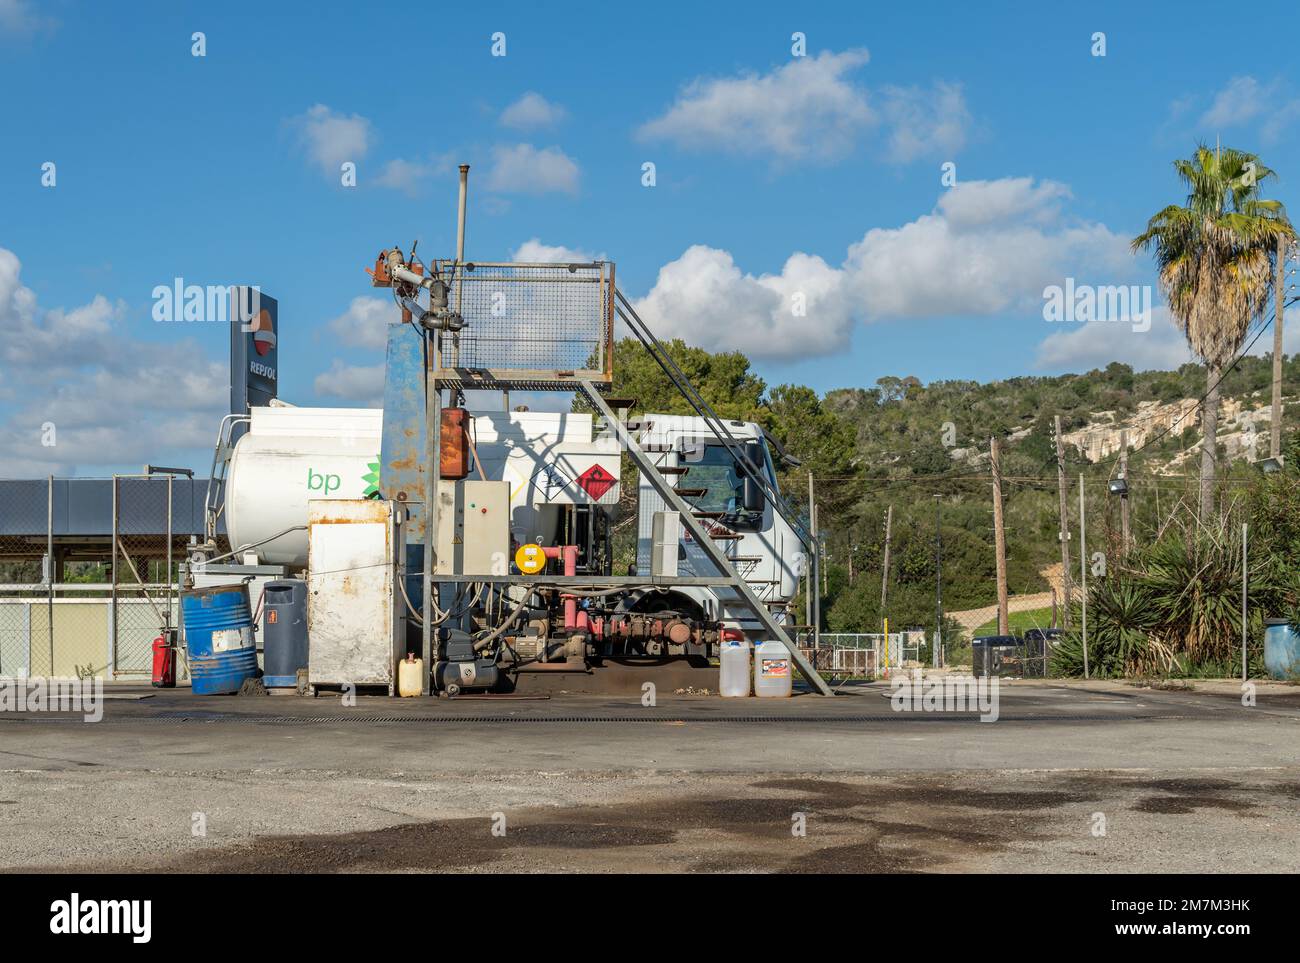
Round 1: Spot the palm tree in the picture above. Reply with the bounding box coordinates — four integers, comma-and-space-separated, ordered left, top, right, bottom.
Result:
1133, 145, 1295, 518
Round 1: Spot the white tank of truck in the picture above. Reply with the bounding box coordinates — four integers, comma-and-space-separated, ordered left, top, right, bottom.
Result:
225, 406, 382, 566
222, 406, 621, 567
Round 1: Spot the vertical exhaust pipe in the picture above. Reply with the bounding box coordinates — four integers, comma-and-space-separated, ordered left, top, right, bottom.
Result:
453, 164, 469, 365
456, 164, 469, 266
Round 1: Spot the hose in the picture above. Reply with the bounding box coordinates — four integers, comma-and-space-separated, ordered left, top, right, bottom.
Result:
200, 525, 307, 565
472, 588, 536, 653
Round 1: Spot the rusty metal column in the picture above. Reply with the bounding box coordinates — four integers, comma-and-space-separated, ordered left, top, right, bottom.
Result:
421, 331, 441, 695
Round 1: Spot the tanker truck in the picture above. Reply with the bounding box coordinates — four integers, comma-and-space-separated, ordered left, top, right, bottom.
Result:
200, 400, 807, 692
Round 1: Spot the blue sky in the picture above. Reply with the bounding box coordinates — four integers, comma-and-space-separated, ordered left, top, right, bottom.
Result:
2, 0, 1298, 474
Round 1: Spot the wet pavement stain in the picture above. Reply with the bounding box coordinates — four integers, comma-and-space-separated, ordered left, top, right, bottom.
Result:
1132, 794, 1257, 816
16, 769, 1297, 874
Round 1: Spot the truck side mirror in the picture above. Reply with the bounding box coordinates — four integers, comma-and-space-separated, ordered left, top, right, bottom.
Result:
741, 475, 764, 514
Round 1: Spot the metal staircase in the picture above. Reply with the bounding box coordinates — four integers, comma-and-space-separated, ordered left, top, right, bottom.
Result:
578, 288, 832, 696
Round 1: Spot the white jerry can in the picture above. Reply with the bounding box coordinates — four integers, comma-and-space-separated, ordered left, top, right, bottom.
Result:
398, 656, 423, 697
753, 640, 793, 698
719, 637, 752, 697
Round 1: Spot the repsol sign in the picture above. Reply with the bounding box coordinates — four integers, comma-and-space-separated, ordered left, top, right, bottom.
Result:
229, 286, 279, 415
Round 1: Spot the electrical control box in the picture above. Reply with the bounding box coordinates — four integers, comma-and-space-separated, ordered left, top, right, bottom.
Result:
434, 480, 511, 575
651, 510, 681, 577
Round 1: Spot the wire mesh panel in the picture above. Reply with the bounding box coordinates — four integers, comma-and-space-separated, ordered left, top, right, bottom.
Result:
0, 479, 49, 576
0, 479, 51, 675
0, 592, 35, 676
112, 475, 177, 678
32, 595, 111, 677
437, 261, 614, 389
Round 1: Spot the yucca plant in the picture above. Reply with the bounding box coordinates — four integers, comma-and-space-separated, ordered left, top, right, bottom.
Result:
1052, 576, 1161, 676
1055, 505, 1288, 676
1142, 518, 1284, 666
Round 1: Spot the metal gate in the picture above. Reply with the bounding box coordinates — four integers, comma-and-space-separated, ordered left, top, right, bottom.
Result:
817, 632, 922, 678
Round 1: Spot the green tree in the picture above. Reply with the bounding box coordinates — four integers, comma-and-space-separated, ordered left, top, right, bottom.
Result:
766, 384, 860, 516
605, 338, 766, 420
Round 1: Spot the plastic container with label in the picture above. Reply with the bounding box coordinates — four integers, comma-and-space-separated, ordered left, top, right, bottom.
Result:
753, 639, 793, 698
719, 637, 752, 697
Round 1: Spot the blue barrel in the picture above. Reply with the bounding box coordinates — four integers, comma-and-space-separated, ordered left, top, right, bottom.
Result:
1264, 618, 1300, 680
181, 583, 258, 695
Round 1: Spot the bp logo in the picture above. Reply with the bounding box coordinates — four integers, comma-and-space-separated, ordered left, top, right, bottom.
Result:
362, 459, 381, 499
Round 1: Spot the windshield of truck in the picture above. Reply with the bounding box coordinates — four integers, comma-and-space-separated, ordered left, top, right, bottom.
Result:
683, 442, 768, 517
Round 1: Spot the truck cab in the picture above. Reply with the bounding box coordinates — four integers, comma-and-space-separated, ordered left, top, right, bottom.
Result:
633, 414, 806, 637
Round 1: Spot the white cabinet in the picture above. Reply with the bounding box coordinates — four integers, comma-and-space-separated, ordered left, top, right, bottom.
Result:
306, 499, 405, 694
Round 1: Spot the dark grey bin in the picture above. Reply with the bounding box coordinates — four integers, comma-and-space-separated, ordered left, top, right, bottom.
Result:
262, 579, 309, 687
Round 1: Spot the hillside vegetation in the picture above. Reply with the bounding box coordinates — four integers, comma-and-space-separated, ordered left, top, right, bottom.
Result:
609, 338, 1300, 662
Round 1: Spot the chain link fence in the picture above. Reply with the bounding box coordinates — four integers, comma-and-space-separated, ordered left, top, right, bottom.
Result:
438, 260, 615, 383
801, 632, 923, 679
0, 475, 185, 680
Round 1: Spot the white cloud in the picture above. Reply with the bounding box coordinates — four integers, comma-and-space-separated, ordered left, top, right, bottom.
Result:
880, 81, 971, 162
1199, 76, 1269, 129
511, 238, 600, 263
625, 177, 1136, 359
0, 0, 55, 35
0, 247, 228, 475
484, 144, 580, 194
1035, 306, 1194, 371
373, 154, 450, 196
500, 92, 567, 130
1192, 76, 1300, 144
313, 360, 384, 407
326, 296, 394, 350
633, 246, 847, 356
637, 49, 970, 165
934, 176, 1071, 230
289, 104, 372, 175
1037, 301, 1300, 373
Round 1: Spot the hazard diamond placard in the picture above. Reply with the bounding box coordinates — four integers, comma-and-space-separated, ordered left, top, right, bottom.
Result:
576, 464, 617, 500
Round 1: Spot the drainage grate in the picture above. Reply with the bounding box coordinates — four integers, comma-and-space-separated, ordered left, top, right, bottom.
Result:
1, 712, 1196, 725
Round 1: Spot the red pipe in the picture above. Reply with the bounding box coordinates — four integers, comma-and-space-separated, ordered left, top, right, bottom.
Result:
543, 545, 580, 630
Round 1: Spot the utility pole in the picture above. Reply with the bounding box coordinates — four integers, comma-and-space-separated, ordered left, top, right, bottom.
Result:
1242, 522, 1249, 682
1054, 415, 1072, 628
1272, 237, 1288, 460
1079, 473, 1090, 680
880, 504, 893, 615
1119, 430, 1130, 555
990, 437, 1010, 636
807, 472, 818, 649
933, 494, 943, 667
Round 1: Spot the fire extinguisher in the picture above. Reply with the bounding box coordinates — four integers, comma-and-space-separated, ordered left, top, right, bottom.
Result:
152, 629, 177, 688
